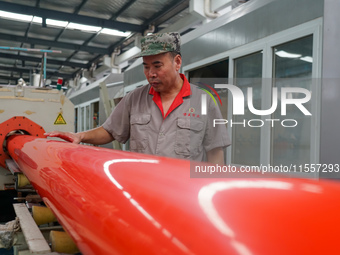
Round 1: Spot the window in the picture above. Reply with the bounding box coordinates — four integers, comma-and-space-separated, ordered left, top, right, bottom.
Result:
80, 107, 85, 132
232, 52, 262, 165
188, 59, 229, 161
92, 102, 99, 129
86, 105, 90, 131
182, 19, 321, 170
76, 100, 99, 133
188, 60, 229, 81
272, 35, 313, 166
188, 59, 229, 119
75, 108, 78, 132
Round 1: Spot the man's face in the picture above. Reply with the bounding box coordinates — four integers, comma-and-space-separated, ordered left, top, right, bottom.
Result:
142, 52, 182, 94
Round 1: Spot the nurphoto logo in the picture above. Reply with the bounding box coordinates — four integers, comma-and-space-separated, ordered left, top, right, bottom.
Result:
200, 83, 312, 128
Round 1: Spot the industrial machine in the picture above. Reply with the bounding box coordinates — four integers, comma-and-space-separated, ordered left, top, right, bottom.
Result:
0, 83, 75, 254
0, 84, 74, 187
1, 83, 340, 255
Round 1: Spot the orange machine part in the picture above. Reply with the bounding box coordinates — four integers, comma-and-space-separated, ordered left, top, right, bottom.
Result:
0, 116, 46, 168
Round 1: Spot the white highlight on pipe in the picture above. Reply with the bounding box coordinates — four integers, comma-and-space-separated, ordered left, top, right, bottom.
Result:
198, 180, 292, 237
103, 159, 158, 190
198, 180, 293, 255
130, 198, 162, 229
103, 158, 193, 254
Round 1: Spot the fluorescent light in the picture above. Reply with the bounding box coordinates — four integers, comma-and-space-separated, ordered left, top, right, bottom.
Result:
300, 56, 313, 63
275, 50, 302, 58
0, 10, 33, 22
68, 22, 101, 32
32, 17, 68, 28
0, 10, 130, 37
32, 16, 42, 23
47, 19, 68, 28
101, 28, 131, 37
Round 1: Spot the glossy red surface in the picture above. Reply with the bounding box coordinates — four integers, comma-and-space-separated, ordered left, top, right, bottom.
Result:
7, 135, 340, 255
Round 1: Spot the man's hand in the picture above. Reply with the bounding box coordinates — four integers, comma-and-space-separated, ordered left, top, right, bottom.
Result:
45, 127, 114, 145
44, 131, 83, 144
206, 147, 225, 165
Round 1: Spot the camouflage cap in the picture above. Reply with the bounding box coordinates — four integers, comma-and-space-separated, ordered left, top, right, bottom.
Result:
137, 32, 181, 57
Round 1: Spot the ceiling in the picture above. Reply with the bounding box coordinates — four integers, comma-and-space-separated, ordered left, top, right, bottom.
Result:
0, 0, 190, 86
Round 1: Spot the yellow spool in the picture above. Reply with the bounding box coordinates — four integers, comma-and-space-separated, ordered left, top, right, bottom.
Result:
32, 206, 57, 225
17, 173, 30, 187
49, 230, 80, 254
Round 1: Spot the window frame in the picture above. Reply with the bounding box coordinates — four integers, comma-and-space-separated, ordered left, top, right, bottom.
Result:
183, 18, 322, 178
75, 98, 100, 133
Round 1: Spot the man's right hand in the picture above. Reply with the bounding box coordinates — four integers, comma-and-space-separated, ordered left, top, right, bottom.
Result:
44, 131, 83, 144
45, 127, 114, 145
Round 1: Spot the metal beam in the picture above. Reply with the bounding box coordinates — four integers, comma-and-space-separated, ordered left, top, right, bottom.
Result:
0, 75, 18, 82
0, 52, 88, 69
35, 0, 41, 8
0, 32, 109, 55
0, 65, 73, 79
0, 1, 144, 32
74, 0, 89, 14
105, 0, 189, 56
0, 73, 71, 83
103, 0, 189, 60
13, 204, 51, 254
0, 74, 71, 82
54, 0, 90, 44
145, 0, 189, 28
110, 0, 138, 20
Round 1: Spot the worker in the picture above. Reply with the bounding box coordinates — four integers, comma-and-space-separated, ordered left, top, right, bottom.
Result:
45, 32, 230, 164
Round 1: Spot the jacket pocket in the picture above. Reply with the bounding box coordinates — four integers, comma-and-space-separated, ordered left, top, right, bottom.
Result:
175, 118, 204, 157
130, 114, 151, 152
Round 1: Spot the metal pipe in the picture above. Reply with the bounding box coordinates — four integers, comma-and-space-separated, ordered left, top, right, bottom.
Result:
204, 0, 220, 19
6, 134, 340, 255
110, 47, 121, 72
0, 46, 62, 53
43, 52, 47, 83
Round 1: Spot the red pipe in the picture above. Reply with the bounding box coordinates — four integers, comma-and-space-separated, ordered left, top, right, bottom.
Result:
6, 134, 340, 255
